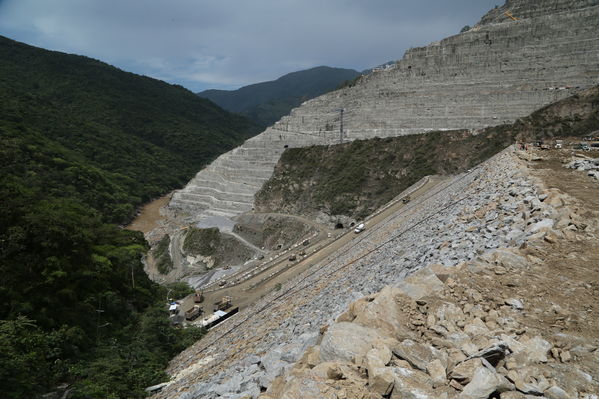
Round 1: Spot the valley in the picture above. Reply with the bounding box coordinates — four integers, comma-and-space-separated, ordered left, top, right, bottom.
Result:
139, 2, 599, 397
2, 0, 599, 398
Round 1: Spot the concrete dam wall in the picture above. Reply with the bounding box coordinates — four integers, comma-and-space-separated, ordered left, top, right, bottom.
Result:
168, 0, 599, 221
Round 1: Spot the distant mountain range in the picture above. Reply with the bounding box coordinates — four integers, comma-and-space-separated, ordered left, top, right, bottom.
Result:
197, 66, 361, 128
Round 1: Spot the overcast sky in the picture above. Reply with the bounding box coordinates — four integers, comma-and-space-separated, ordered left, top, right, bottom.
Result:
0, 0, 501, 92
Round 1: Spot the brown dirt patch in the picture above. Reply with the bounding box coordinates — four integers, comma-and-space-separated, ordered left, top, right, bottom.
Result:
125, 192, 172, 234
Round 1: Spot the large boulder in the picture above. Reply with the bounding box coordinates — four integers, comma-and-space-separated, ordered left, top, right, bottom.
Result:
351, 286, 415, 339
279, 376, 336, 399
460, 367, 514, 399
450, 358, 482, 384
396, 267, 445, 300
319, 322, 384, 364
390, 367, 437, 399
392, 339, 448, 371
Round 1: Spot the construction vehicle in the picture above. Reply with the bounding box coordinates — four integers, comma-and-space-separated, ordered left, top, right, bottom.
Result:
185, 305, 202, 321
504, 10, 518, 21
214, 296, 232, 312
194, 290, 204, 303
354, 223, 366, 234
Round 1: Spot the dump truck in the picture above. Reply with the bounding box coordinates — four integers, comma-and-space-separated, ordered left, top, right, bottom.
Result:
194, 290, 203, 303
214, 296, 232, 312
185, 305, 202, 321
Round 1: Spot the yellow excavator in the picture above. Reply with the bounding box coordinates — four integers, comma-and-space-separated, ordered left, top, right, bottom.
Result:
504, 10, 518, 21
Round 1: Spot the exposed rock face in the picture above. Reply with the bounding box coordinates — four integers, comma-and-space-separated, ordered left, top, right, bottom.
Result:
167, 0, 599, 221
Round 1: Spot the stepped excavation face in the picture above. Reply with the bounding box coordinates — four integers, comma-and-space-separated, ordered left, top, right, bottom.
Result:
168, 0, 599, 222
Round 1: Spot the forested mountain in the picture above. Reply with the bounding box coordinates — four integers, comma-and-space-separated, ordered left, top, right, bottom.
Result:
0, 35, 259, 398
0, 35, 260, 222
197, 66, 360, 127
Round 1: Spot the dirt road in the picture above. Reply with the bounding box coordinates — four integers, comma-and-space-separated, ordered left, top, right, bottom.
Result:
183, 175, 446, 317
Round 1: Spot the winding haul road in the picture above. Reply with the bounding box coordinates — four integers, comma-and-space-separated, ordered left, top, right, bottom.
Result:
180, 175, 446, 318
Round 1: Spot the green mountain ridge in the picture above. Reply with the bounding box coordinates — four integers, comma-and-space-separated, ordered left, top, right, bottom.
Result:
197, 66, 361, 128
0, 35, 260, 222
0, 35, 259, 398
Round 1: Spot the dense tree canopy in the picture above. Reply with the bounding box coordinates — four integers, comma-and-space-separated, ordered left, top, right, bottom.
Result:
0, 35, 257, 397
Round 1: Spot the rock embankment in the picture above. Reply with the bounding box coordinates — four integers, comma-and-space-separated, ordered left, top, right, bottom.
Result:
266, 253, 598, 398
153, 147, 598, 398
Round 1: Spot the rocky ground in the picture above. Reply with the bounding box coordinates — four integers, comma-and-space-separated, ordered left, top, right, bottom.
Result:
566, 156, 599, 182
152, 147, 599, 399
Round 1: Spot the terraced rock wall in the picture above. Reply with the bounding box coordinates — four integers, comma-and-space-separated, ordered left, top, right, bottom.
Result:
167, 0, 599, 222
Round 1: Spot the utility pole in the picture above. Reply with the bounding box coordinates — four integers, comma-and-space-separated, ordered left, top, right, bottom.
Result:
338, 108, 344, 144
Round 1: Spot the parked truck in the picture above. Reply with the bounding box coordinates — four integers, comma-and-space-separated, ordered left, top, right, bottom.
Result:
193, 290, 203, 303
185, 305, 203, 321
200, 307, 239, 330
213, 296, 232, 312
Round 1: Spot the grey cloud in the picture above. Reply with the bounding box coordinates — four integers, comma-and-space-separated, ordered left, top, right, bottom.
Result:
0, 0, 501, 91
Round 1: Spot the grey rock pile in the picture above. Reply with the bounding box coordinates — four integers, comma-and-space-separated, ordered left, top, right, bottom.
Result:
566, 157, 599, 181
262, 250, 598, 398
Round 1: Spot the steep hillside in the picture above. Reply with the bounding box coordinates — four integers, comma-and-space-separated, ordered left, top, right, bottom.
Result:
255, 86, 599, 220
0, 35, 260, 223
0, 35, 260, 398
197, 66, 360, 127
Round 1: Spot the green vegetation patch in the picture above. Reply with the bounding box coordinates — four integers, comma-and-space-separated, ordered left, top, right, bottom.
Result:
183, 227, 221, 256
198, 66, 360, 128
153, 235, 174, 275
